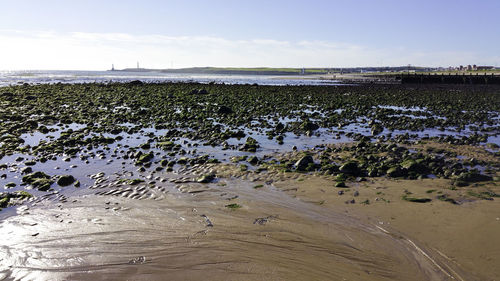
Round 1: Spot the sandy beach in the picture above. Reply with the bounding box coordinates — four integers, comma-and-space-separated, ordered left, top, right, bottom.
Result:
1, 163, 498, 280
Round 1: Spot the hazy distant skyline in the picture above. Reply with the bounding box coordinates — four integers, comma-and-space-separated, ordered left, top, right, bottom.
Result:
0, 0, 498, 70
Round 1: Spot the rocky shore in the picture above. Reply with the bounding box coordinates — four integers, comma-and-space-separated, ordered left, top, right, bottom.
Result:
0, 82, 499, 280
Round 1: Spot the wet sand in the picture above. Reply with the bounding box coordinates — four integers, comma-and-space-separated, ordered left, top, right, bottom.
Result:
1, 170, 489, 280
272, 176, 500, 281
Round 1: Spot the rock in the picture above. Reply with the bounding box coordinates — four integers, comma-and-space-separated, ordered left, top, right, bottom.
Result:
402, 195, 431, 203
20, 167, 33, 174
239, 137, 259, 152
129, 80, 143, 85
217, 106, 233, 114
453, 180, 469, 187
486, 143, 499, 149
276, 122, 285, 132
4, 182, 16, 189
386, 166, 406, 178
136, 151, 154, 164
57, 175, 75, 186
189, 89, 208, 95
300, 121, 319, 131
295, 155, 314, 171
401, 159, 427, 173
371, 124, 383, 136
335, 181, 347, 188
247, 156, 259, 165
157, 141, 175, 150
457, 171, 492, 183
128, 179, 144, 185
32, 178, 54, 191
368, 167, 379, 177
139, 143, 151, 149
335, 173, 347, 182
24, 160, 36, 166
197, 174, 215, 183
339, 161, 360, 175
22, 171, 51, 184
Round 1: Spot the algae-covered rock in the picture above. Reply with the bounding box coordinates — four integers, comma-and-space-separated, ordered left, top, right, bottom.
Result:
57, 175, 75, 186
32, 178, 54, 191
239, 137, 259, 152
402, 195, 431, 203
157, 141, 175, 150
295, 155, 314, 171
197, 174, 215, 183
335, 181, 347, 188
457, 171, 492, 183
371, 124, 383, 136
4, 182, 16, 189
300, 120, 319, 131
225, 203, 242, 209
386, 166, 405, 177
486, 143, 499, 149
335, 173, 347, 182
339, 161, 360, 175
20, 167, 33, 174
22, 171, 51, 183
24, 160, 36, 166
128, 179, 145, 185
217, 105, 233, 114
248, 156, 259, 165
136, 151, 154, 164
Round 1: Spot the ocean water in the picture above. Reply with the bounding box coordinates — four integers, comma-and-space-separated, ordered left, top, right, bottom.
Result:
0, 70, 341, 87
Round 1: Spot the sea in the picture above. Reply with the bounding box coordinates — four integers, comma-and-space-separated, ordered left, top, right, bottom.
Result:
0, 70, 342, 87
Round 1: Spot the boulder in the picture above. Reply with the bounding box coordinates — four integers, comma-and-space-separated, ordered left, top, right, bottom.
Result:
57, 175, 75, 186
295, 155, 314, 171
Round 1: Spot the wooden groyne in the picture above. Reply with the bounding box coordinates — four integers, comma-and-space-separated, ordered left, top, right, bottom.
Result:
400, 73, 500, 84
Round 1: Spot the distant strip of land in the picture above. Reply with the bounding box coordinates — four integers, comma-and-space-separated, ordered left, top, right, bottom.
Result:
114, 66, 500, 84
116, 66, 500, 76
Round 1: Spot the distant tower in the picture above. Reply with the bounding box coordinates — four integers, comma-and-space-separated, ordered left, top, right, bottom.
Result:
137, 61, 140, 69
111, 64, 115, 71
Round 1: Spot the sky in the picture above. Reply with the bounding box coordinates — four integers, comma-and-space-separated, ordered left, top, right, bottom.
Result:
0, 0, 498, 70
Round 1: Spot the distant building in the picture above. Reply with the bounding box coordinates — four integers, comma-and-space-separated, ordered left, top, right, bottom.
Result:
476, 66, 494, 70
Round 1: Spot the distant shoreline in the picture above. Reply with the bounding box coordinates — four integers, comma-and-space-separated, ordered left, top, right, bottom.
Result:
113, 66, 435, 76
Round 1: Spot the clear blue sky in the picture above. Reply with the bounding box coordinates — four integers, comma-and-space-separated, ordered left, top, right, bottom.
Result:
0, 0, 498, 70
